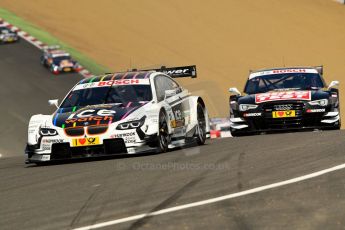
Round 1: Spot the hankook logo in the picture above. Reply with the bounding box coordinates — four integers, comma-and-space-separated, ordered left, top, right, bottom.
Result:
274, 104, 293, 111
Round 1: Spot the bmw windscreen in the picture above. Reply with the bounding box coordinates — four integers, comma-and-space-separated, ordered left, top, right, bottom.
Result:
60, 84, 153, 109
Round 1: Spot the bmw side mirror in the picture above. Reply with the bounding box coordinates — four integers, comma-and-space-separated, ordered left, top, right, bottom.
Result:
229, 87, 241, 96
48, 99, 59, 108
164, 89, 177, 100
328, 81, 339, 90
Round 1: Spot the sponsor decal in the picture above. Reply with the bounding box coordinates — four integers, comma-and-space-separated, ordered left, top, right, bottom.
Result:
162, 69, 190, 76
66, 116, 113, 124
174, 110, 182, 120
65, 109, 115, 124
171, 120, 185, 128
255, 91, 311, 103
60, 60, 73, 67
272, 110, 296, 118
249, 68, 318, 79
114, 132, 135, 138
274, 104, 293, 111
306, 109, 326, 113
127, 148, 136, 154
73, 79, 150, 90
40, 155, 50, 161
173, 127, 185, 136
67, 109, 116, 119
72, 137, 100, 147
41, 139, 64, 144
243, 113, 262, 117
272, 69, 306, 74
113, 132, 136, 143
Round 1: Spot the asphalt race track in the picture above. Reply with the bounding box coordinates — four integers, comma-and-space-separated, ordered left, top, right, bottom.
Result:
0, 40, 82, 157
1, 40, 345, 230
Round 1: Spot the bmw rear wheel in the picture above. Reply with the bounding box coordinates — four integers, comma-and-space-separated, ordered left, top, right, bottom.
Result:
196, 103, 206, 145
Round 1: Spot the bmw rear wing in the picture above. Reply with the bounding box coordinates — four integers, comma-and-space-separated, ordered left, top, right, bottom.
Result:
141, 65, 197, 78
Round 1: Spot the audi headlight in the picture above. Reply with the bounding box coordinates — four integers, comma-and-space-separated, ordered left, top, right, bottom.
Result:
116, 116, 146, 130
40, 128, 58, 136
308, 99, 328, 106
239, 104, 258, 111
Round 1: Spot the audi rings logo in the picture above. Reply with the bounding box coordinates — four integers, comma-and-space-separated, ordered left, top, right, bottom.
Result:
274, 104, 292, 110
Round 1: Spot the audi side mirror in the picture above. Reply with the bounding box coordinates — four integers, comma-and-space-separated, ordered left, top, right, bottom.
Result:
48, 99, 59, 108
228, 87, 241, 96
328, 81, 339, 90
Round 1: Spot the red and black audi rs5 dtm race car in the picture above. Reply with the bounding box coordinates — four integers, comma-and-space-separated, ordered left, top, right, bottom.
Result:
229, 66, 340, 136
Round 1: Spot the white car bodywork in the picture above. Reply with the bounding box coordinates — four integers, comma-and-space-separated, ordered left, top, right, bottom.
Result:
26, 67, 210, 163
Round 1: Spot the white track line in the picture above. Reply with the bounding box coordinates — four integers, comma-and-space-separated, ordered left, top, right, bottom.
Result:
72, 162, 345, 230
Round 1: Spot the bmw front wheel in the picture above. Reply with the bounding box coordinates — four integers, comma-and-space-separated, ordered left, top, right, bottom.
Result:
157, 110, 170, 153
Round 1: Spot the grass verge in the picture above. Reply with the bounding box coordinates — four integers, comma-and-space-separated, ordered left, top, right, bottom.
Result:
0, 8, 110, 75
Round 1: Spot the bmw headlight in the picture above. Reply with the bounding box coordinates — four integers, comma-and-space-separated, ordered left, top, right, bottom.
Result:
308, 99, 328, 106
40, 128, 58, 136
116, 116, 146, 130
239, 104, 258, 111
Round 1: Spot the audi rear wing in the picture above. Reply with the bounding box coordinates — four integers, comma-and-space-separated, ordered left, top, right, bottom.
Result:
314, 65, 323, 75
141, 65, 197, 78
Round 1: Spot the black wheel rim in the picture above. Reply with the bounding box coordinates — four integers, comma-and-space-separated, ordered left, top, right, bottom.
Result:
159, 114, 169, 149
197, 105, 206, 140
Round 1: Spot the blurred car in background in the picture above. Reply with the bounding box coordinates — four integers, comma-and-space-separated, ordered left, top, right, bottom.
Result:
0, 26, 19, 44
40, 45, 81, 74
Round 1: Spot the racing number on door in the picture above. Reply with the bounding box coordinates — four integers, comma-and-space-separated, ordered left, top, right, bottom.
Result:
174, 109, 182, 120
171, 105, 185, 128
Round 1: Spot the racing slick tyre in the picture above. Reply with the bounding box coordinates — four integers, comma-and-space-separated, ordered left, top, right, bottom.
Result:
50, 66, 59, 75
195, 103, 206, 145
230, 127, 247, 137
157, 110, 170, 153
331, 118, 341, 130
40, 58, 46, 66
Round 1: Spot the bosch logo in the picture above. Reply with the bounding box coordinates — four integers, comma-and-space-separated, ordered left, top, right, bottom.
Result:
274, 104, 292, 111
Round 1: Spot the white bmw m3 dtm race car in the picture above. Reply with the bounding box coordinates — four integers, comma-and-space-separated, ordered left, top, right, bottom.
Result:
25, 65, 210, 164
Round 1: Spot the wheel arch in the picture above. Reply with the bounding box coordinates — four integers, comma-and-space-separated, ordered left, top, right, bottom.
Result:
189, 96, 210, 135
158, 106, 173, 135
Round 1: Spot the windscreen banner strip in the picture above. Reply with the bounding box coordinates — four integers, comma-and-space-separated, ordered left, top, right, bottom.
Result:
249, 69, 319, 79
73, 79, 150, 91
